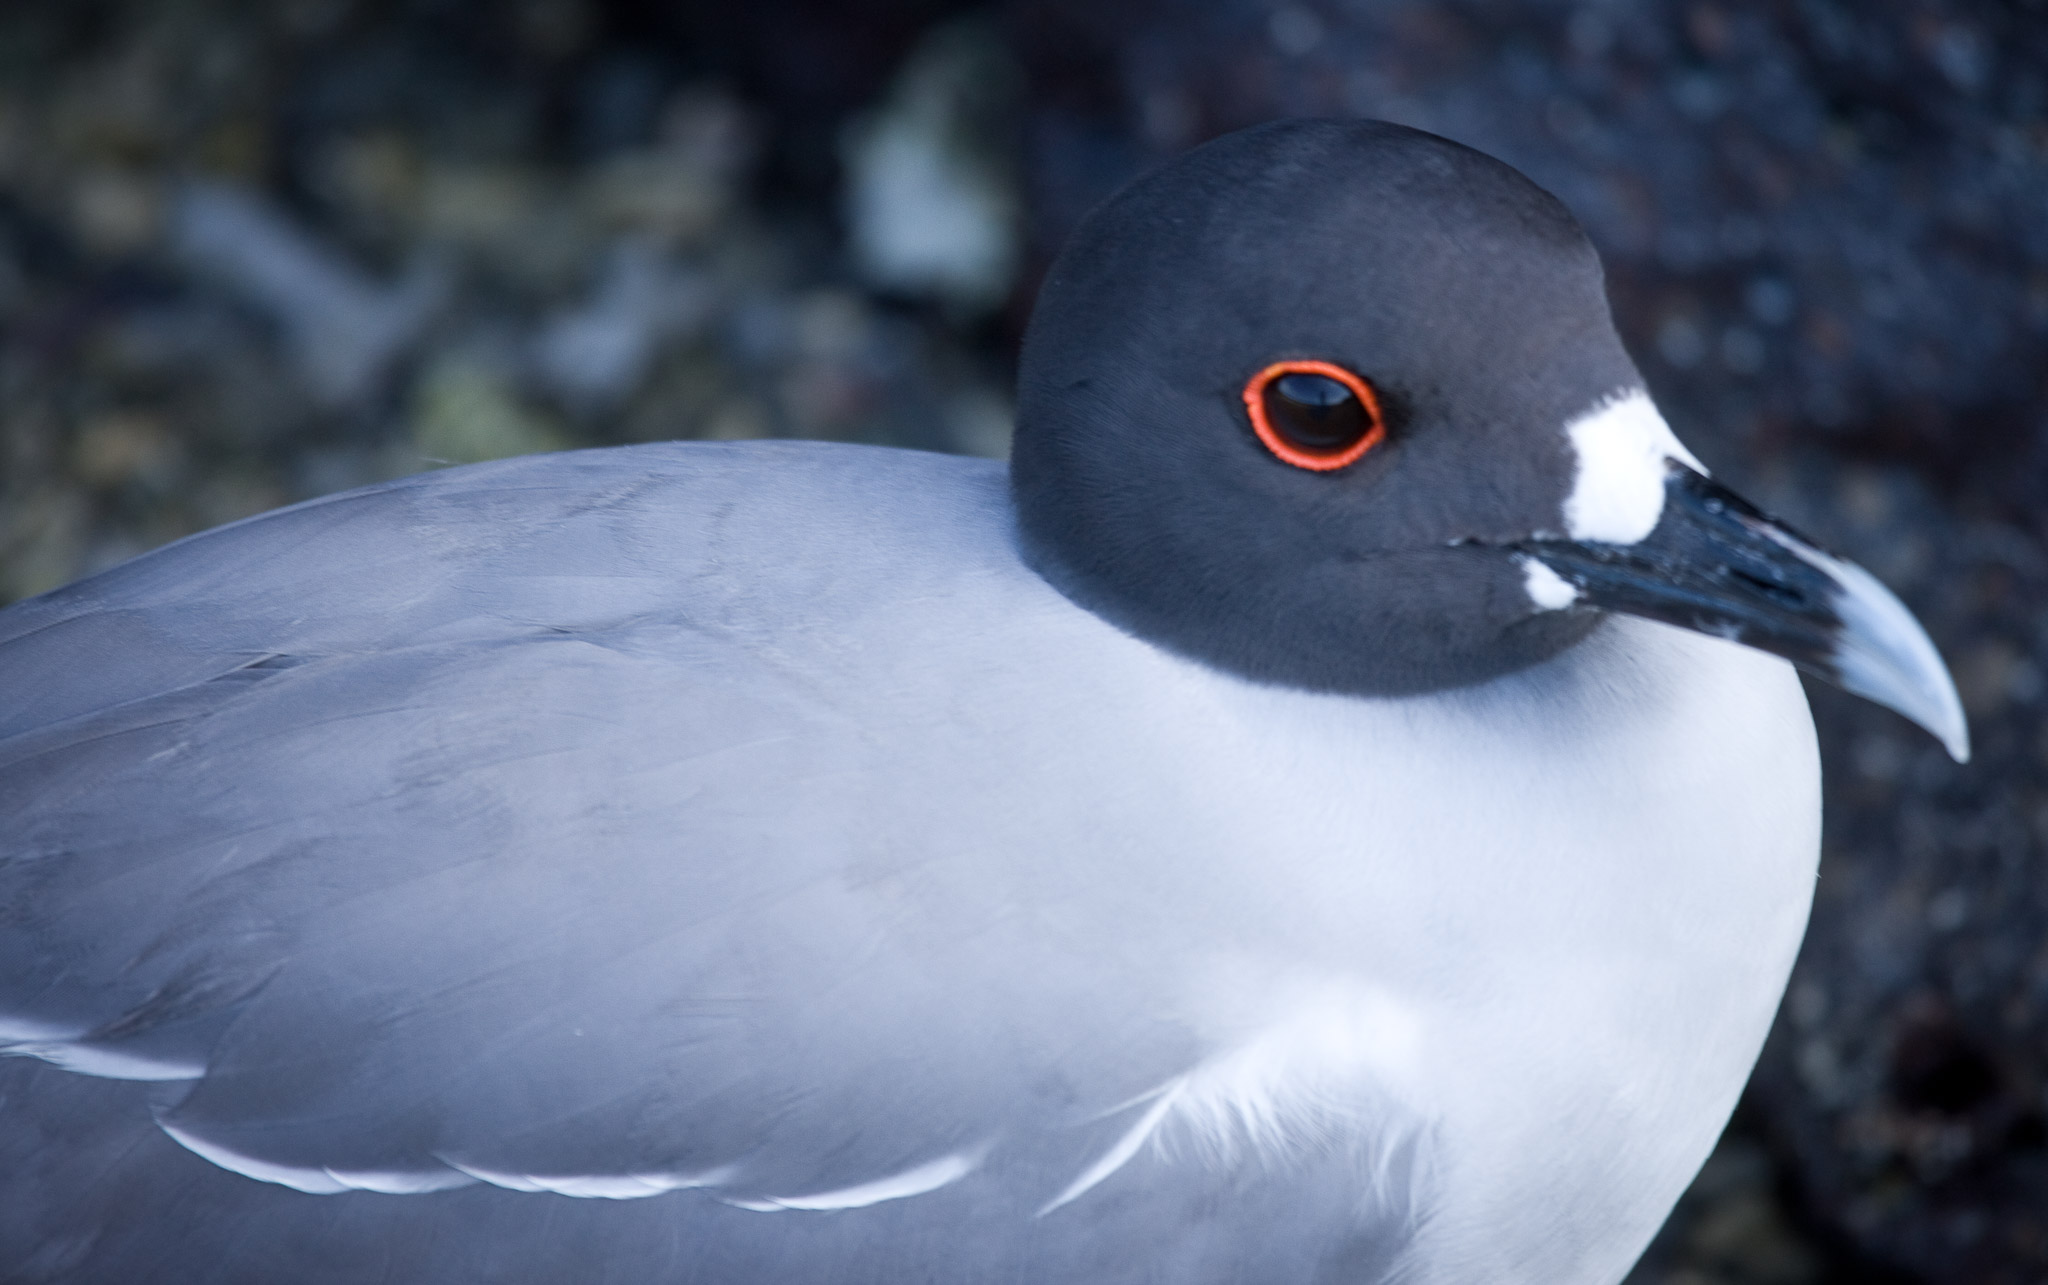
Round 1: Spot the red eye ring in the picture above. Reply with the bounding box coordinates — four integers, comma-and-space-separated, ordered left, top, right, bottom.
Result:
1241, 359, 1387, 472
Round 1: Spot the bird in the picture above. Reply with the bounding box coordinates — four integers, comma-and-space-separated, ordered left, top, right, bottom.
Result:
0, 119, 1965, 1285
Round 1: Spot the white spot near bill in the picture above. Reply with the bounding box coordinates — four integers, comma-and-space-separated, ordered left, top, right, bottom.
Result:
1563, 390, 1704, 544
1519, 556, 1579, 611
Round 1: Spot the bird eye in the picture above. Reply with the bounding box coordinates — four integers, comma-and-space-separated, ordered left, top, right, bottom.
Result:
1241, 360, 1386, 471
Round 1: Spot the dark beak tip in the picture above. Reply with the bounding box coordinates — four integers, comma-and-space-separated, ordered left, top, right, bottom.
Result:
1522, 466, 1970, 764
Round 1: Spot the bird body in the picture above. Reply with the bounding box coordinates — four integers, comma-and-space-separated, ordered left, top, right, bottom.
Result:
0, 120, 1954, 1283
3, 443, 1813, 1282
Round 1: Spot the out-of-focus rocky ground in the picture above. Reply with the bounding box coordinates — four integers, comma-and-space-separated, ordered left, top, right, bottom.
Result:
1, 1, 2043, 1281
0, 0, 1019, 606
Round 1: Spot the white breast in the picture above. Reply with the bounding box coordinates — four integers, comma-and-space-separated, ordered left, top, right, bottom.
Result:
1096, 613, 1820, 1284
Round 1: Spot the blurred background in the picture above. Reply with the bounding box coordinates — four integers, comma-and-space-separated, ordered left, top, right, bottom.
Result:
0, 0, 2043, 1279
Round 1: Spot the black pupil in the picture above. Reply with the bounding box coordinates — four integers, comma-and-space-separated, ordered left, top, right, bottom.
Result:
1263, 373, 1367, 454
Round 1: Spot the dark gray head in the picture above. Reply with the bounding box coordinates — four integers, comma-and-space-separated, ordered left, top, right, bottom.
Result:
1011, 119, 1969, 756
1012, 119, 1631, 695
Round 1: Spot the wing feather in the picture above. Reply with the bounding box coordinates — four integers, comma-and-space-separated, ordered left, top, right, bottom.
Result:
0, 443, 1426, 1283
0, 445, 1199, 1206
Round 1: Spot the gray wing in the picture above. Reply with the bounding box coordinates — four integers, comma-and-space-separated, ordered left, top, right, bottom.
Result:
0, 444, 1424, 1284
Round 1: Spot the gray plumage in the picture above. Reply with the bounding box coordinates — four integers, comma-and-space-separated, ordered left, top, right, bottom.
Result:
2, 120, 1962, 1284
1, 442, 1813, 1283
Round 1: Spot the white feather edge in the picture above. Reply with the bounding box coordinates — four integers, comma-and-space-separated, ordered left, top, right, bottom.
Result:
0, 1017, 208, 1083
726, 1149, 987, 1212
1038, 1083, 1186, 1216
1041, 976, 1427, 1216
156, 1120, 477, 1195
155, 1111, 981, 1210
443, 1160, 738, 1200
3, 1040, 204, 1082
129, 973, 1422, 1214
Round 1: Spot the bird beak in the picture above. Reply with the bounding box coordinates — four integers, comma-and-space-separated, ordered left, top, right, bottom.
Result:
1517, 462, 1969, 763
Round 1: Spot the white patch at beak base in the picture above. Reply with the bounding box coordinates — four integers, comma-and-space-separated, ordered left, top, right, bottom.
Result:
1563, 390, 1705, 544
1519, 556, 1579, 611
